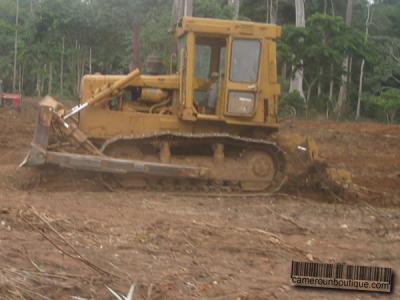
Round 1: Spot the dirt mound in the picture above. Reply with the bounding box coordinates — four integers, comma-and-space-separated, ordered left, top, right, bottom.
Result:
3, 166, 111, 192
282, 161, 348, 197
0, 105, 400, 299
0, 165, 39, 191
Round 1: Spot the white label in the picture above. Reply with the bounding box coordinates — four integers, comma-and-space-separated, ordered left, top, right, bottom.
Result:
239, 97, 252, 103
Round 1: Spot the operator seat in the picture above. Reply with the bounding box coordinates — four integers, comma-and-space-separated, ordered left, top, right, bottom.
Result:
207, 72, 219, 114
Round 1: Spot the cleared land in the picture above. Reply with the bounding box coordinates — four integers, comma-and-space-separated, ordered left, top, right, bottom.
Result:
0, 99, 399, 299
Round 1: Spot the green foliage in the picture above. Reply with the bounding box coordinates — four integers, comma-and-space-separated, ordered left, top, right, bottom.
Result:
276, 0, 400, 122
239, 0, 269, 22
0, 0, 176, 95
193, 0, 233, 19
0, 0, 398, 125
279, 13, 366, 117
357, 1, 400, 121
0, 0, 17, 89
280, 91, 305, 116
280, 14, 365, 82
364, 88, 400, 123
139, 1, 174, 72
365, 2, 400, 93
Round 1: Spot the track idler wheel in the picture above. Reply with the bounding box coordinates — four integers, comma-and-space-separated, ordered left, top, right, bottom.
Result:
240, 150, 276, 192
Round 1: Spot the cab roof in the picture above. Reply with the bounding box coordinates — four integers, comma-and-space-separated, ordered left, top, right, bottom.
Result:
175, 17, 281, 39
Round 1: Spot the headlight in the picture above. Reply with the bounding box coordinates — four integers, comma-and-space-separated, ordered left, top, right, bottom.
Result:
227, 91, 255, 115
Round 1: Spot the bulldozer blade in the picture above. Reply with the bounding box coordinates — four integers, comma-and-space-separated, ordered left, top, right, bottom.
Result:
21, 94, 208, 179
20, 99, 56, 168
22, 144, 209, 179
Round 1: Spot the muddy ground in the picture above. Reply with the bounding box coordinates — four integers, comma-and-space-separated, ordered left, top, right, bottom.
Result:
0, 99, 399, 299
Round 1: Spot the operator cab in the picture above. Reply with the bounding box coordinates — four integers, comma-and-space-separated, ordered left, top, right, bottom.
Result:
193, 36, 226, 114
175, 17, 281, 125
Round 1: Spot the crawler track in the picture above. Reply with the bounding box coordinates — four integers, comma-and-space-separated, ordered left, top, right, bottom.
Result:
101, 132, 287, 193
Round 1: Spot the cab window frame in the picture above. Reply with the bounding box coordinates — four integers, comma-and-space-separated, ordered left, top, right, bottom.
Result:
194, 44, 212, 79
229, 38, 261, 83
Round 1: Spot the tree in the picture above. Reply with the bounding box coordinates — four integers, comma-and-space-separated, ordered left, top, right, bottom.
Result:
12, 0, 19, 92
356, 1, 400, 121
336, 0, 353, 116
289, 0, 305, 99
0, 0, 396, 125
229, 0, 240, 19
281, 13, 365, 116
266, 0, 279, 23
193, 0, 234, 19
173, 0, 193, 25
365, 88, 400, 123
356, 2, 372, 119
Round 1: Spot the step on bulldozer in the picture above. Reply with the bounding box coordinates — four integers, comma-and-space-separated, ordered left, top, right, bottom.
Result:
21, 17, 319, 192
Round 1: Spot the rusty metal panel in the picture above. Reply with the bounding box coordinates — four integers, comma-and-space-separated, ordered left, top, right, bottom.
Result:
41, 150, 209, 179
32, 106, 53, 148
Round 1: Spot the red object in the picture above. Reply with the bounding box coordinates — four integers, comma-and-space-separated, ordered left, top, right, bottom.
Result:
1, 92, 21, 110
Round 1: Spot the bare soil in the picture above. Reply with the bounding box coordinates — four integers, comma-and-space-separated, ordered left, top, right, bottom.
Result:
0, 99, 399, 299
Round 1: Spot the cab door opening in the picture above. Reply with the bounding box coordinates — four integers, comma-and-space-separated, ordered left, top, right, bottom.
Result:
193, 36, 227, 116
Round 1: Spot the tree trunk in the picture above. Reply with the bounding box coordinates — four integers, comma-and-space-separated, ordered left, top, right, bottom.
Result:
41, 64, 46, 97
328, 0, 335, 116
184, 0, 193, 16
281, 62, 287, 81
266, 0, 278, 24
48, 62, 53, 95
60, 36, 65, 95
319, 0, 328, 99
81, 59, 85, 80
356, 4, 371, 119
356, 59, 365, 118
173, 0, 193, 26
289, 0, 305, 99
345, 0, 353, 26
36, 75, 40, 97
172, 0, 193, 62
12, 0, 19, 92
317, 67, 322, 97
89, 47, 92, 74
18, 64, 22, 93
130, 23, 140, 70
304, 77, 318, 119
229, 0, 240, 20
20, 64, 24, 94
306, 86, 311, 118
330, 0, 335, 16
76, 41, 80, 96
348, 55, 353, 89
389, 110, 397, 123
336, 0, 353, 116
172, 0, 181, 27
328, 64, 334, 119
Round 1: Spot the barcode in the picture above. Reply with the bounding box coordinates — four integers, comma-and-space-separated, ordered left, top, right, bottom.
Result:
291, 261, 392, 283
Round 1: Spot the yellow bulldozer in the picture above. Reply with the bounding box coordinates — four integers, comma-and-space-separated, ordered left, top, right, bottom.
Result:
21, 17, 320, 193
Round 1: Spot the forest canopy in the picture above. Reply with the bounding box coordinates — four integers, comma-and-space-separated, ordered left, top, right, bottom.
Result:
0, 0, 399, 122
